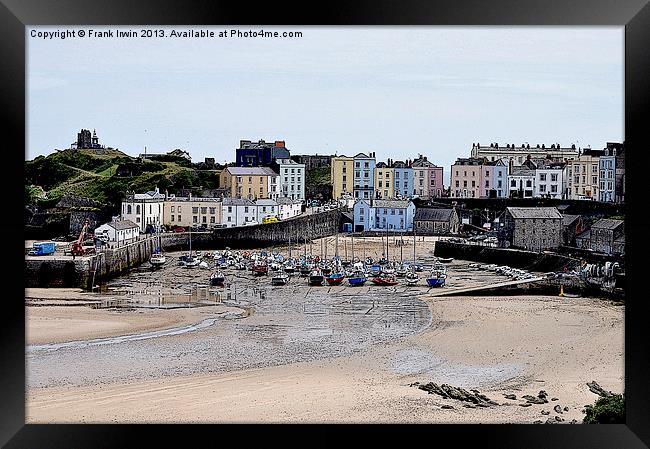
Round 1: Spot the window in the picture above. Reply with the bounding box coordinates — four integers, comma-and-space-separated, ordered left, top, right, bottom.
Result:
248, 177, 252, 183
360, 208, 364, 215
227, 217, 232, 222
379, 181, 383, 188
391, 209, 395, 215
456, 181, 459, 187
592, 176, 597, 184
355, 171, 360, 178
464, 171, 467, 176
386, 182, 390, 188
551, 185, 557, 193
592, 165, 597, 173
485, 180, 489, 187
210, 217, 215, 223
511, 180, 516, 187
192, 207, 198, 214
193, 216, 198, 223
540, 185, 546, 193
582, 176, 586, 184
364, 172, 369, 178
395, 172, 400, 178
464, 181, 468, 188
202, 216, 207, 223
136, 205, 140, 214
396, 181, 400, 188
364, 162, 369, 168
171, 215, 175, 222
497, 180, 502, 188
171, 206, 175, 212
201, 207, 207, 214
209, 207, 216, 214
228, 206, 232, 213
356, 162, 360, 168
471, 181, 475, 188
244, 206, 249, 213
127, 205, 132, 214
540, 174, 546, 181
237, 176, 242, 183
419, 179, 424, 186
178, 215, 181, 221
551, 174, 557, 182
291, 168, 295, 174
136, 217, 140, 222
526, 180, 532, 187
485, 171, 490, 177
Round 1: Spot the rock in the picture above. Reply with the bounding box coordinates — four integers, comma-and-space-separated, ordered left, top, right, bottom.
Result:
409, 382, 420, 387
441, 405, 454, 409
523, 395, 547, 404
418, 382, 497, 406
586, 381, 613, 398
554, 405, 563, 414
555, 415, 563, 422
563, 406, 569, 412
545, 418, 556, 424
551, 397, 559, 401
503, 394, 517, 400
538, 390, 548, 398
533, 420, 543, 424
463, 404, 476, 408
519, 403, 532, 407
541, 410, 550, 415
570, 419, 577, 424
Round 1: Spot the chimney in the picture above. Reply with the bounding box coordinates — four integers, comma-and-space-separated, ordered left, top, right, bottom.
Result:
165, 189, 169, 199
424, 156, 427, 161
275, 140, 285, 147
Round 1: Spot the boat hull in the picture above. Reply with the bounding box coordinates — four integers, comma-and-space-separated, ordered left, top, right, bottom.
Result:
426, 278, 445, 287
371, 278, 399, 286
325, 275, 345, 286
348, 277, 367, 286
210, 277, 225, 286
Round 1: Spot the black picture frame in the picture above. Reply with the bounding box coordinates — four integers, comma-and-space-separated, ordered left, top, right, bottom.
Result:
3, 0, 649, 447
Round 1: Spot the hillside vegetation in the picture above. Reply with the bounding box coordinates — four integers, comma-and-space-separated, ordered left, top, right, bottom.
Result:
25, 149, 222, 212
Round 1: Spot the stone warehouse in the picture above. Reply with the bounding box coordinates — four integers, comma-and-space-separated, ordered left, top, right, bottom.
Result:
504, 207, 563, 251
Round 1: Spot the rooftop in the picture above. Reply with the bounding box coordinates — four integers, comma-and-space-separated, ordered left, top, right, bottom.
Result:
415, 208, 454, 221
374, 199, 411, 209
561, 214, 581, 227
591, 218, 624, 230
222, 198, 255, 206
225, 166, 278, 176
255, 199, 278, 206
507, 207, 562, 219
104, 220, 139, 230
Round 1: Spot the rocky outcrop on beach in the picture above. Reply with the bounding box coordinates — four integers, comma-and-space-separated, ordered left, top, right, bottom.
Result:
413, 382, 498, 406
586, 381, 613, 397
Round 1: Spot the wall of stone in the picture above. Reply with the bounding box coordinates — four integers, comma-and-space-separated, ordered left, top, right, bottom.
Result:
25, 210, 343, 289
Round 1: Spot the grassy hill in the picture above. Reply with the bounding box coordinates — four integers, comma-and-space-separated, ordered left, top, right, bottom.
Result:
25, 149, 222, 212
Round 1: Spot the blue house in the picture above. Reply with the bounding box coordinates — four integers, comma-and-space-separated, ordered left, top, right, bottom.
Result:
353, 199, 415, 232
353, 152, 376, 200
392, 161, 414, 199
236, 139, 290, 167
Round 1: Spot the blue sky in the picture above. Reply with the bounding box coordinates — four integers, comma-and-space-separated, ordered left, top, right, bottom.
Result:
27, 26, 623, 184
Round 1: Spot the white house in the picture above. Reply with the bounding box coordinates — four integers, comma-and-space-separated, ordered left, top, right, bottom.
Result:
507, 165, 536, 199
277, 197, 302, 220
534, 162, 568, 199
353, 199, 373, 231
255, 198, 279, 222
121, 188, 165, 232
221, 198, 257, 227
274, 158, 305, 201
94, 220, 140, 244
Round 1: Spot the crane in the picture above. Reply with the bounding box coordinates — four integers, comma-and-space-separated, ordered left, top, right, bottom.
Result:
70, 219, 95, 257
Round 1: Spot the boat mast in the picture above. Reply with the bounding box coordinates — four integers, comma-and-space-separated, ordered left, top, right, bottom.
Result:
413, 223, 416, 265
351, 232, 355, 262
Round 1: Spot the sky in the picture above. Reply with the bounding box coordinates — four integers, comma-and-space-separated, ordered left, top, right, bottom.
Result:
27, 26, 623, 185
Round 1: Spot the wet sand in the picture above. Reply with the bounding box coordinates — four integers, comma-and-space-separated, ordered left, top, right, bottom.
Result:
25, 236, 624, 423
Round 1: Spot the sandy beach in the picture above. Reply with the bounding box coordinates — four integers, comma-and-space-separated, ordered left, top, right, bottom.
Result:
26, 292, 623, 423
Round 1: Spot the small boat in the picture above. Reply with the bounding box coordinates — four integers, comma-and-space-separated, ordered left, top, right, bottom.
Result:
325, 272, 345, 286
437, 257, 454, 264
210, 270, 226, 286
405, 271, 419, 285
395, 265, 408, 277
299, 264, 312, 276
321, 264, 332, 276
272, 273, 289, 286
426, 270, 446, 287
284, 263, 296, 274
348, 270, 368, 287
270, 262, 282, 271
371, 274, 399, 286
308, 269, 324, 286
369, 264, 382, 277
183, 256, 201, 268
150, 252, 166, 267
413, 263, 424, 272
252, 262, 268, 276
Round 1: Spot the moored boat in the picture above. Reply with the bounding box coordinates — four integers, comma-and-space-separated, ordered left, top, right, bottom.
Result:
348, 270, 368, 286
210, 270, 226, 286
308, 269, 324, 286
438, 257, 454, 263
371, 274, 399, 286
150, 252, 166, 267
426, 269, 446, 287
405, 271, 419, 285
252, 262, 268, 276
271, 273, 289, 286
325, 272, 345, 286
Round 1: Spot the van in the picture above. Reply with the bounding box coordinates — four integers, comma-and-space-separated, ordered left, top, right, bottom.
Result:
262, 216, 279, 224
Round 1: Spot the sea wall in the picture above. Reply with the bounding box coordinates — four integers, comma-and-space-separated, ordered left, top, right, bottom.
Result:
434, 241, 580, 272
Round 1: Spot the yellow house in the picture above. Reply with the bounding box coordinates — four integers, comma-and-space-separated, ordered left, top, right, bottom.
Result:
331, 155, 354, 199
163, 196, 222, 228
220, 166, 279, 200
374, 162, 394, 199
566, 149, 604, 200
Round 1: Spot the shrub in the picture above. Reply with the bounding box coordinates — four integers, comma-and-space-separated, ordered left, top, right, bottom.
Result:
583, 394, 625, 424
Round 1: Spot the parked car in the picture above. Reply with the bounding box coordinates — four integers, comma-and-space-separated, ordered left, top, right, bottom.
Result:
173, 226, 186, 232
262, 216, 279, 224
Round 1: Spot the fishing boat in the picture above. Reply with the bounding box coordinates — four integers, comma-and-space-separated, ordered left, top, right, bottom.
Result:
405, 271, 419, 285
308, 269, 324, 286
369, 263, 382, 277
252, 261, 268, 276
348, 270, 368, 287
371, 273, 399, 286
283, 262, 296, 274
325, 272, 345, 286
395, 264, 408, 277
182, 225, 200, 268
210, 270, 226, 286
150, 252, 166, 267
438, 257, 454, 264
271, 272, 289, 286
426, 269, 447, 287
